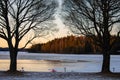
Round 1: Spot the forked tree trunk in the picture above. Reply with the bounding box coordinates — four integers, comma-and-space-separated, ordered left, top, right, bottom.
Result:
102, 51, 111, 73
9, 49, 18, 72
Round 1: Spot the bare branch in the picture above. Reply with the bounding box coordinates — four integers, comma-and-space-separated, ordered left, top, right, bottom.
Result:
0, 0, 56, 49
63, 0, 120, 52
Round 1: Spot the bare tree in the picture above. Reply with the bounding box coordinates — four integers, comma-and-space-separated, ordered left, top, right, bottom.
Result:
0, 0, 56, 72
63, 0, 120, 73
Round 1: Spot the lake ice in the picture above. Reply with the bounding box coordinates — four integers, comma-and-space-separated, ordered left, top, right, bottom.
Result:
0, 51, 120, 72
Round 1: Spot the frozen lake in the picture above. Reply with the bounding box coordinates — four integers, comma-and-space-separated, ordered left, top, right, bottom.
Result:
0, 51, 120, 72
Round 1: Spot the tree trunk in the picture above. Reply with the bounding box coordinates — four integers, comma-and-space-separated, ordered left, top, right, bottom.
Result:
102, 51, 111, 73
9, 49, 18, 72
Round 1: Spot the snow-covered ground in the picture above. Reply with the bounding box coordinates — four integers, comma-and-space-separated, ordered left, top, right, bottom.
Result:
0, 72, 120, 80
0, 51, 120, 80
0, 51, 120, 72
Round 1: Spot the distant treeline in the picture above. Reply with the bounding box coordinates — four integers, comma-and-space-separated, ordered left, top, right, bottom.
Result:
28, 35, 120, 54
0, 47, 9, 51
0, 47, 28, 52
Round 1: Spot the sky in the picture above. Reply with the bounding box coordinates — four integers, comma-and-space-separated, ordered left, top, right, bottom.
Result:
32, 0, 73, 47
50, 0, 71, 38
30, 0, 71, 45
0, 0, 71, 48
0, 0, 119, 48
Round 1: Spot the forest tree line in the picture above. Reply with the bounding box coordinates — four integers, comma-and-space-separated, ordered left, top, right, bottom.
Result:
28, 35, 120, 54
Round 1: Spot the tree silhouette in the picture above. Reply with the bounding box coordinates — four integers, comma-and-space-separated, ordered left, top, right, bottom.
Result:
63, 0, 120, 73
0, 0, 56, 72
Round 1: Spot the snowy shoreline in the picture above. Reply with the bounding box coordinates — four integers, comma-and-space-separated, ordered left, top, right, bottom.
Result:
0, 52, 120, 79
0, 71, 120, 80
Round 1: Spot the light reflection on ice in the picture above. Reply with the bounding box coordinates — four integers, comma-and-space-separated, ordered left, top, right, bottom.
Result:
0, 51, 120, 72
